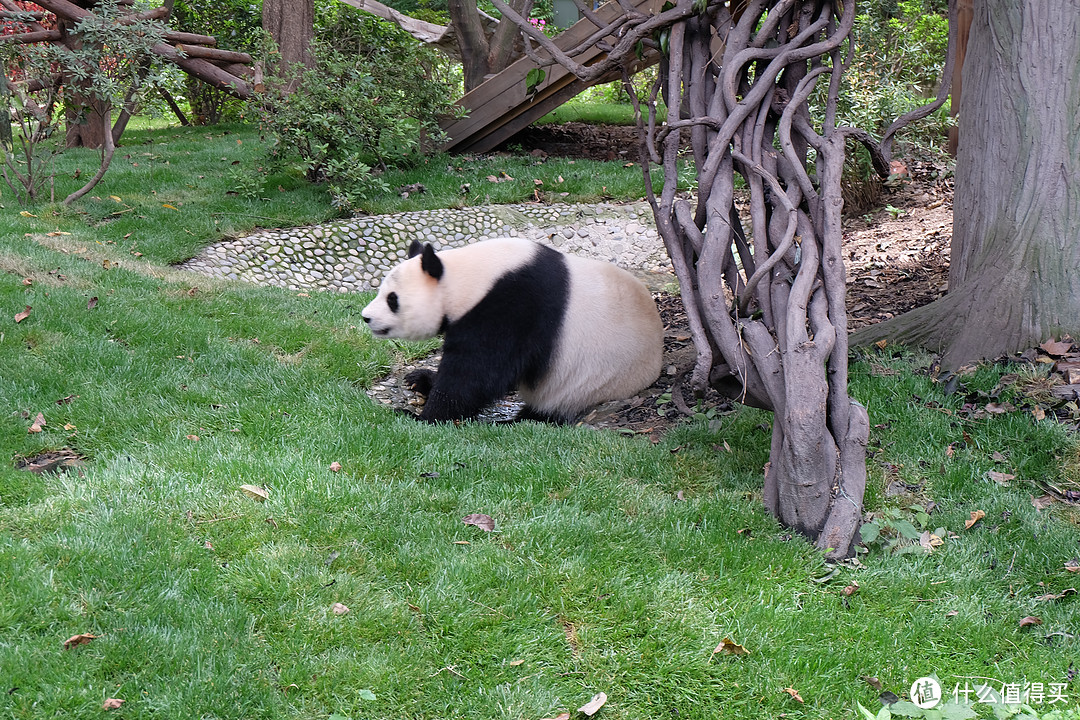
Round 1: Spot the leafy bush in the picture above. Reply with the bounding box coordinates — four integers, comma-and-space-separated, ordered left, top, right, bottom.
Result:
252, 12, 460, 210
835, 0, 951, 146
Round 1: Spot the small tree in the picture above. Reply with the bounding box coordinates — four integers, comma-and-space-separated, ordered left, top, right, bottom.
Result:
253, 13, 460, 210
1, 0, 166, 204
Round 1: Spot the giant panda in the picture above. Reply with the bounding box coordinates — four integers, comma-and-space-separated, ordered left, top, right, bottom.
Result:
361, 238, 664, 424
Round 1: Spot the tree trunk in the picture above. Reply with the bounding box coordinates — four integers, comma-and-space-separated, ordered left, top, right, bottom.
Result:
449, 0, 531, 92
851, 0, 1080, 368
262, 0, 314, 91
59, 12, 109, 149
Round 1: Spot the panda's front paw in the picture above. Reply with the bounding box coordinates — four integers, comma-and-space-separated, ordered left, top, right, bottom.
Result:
403, 368, 436, 396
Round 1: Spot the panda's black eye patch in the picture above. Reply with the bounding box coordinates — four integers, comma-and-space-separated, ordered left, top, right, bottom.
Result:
387, 292, 399, 313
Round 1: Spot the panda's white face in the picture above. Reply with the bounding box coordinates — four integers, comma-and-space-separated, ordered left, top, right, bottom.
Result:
361, 257, 445, 341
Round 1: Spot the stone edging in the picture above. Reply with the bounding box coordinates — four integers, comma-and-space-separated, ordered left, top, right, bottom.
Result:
177, 201, 673, 293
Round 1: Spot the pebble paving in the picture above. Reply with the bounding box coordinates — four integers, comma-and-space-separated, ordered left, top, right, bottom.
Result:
177, 201, 673, 292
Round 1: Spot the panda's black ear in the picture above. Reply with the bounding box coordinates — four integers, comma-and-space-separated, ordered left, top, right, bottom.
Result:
407, 240, 424, 258
419, 243, 443, 280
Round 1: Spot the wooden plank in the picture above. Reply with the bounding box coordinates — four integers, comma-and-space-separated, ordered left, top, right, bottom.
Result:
441, 0, 665, 153
458, 51, 657, 153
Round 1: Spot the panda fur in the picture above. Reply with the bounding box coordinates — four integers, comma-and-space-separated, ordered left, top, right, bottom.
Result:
361, 238, 664, 424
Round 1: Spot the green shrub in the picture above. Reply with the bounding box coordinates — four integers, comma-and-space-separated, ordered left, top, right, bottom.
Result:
252, 13, 460, 210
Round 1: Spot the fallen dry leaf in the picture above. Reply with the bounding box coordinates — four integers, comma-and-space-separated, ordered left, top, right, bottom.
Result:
28, 412, 45, 434
240, 484, 269, 502
331, 603, 350, 615
1032, 494, 1055, 512
103, 698, 124, 710
578, 692, 608, 716
919, 531, 943, 551
453, 540, 471, 545
87, 296, 98, 310
1019, 616, 1043, 627
14, 305, 31, 323
329, 461, 342, 472
1035, 588, 1077, 602
22, 277, 32, 286
62, 633, 98, 650
462, 513, 495, 532
186, 434, 199, 441
540, 714, 571, 720
1040, 338, 1074, 356
508, 659, 525, 666
862, 676, 883, 691
987, 471, 1015, 485
842, 581, 860, 596
711, 637, 749, 658
1066, 559, 1080, 573
964, 510, 986, 530
783, 687, 804, 703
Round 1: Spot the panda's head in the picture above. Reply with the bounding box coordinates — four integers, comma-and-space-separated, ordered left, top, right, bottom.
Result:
361, 241, 446, 340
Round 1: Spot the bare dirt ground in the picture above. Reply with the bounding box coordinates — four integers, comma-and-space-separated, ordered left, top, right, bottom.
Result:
369, 124, 959, 435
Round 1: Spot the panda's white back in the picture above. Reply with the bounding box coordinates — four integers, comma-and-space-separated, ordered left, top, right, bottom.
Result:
519, 253, 663, 418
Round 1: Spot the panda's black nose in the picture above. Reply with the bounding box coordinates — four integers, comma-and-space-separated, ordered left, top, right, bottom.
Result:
362, 315, 371, 324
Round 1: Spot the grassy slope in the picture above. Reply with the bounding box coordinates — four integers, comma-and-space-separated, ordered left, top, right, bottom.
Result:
0, 122, 1077, 720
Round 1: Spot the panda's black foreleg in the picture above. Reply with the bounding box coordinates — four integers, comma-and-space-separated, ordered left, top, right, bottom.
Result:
403, 368, 436, 396
413, 350, 518, 423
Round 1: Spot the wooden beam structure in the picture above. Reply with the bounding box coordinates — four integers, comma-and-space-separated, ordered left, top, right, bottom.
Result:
2, 0, 254, 99
440, 0, 664, 155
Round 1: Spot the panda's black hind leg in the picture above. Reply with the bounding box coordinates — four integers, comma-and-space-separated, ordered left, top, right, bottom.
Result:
515, 407, 575, 425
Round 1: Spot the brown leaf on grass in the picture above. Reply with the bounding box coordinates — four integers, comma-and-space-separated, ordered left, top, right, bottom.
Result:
28, 412, 45, 434
783, 687, 804, 703
329, 461, 342, 472
1066, 559, 1080, 573
508, 659, 525, 667
462, 513, 495, 532
577, 692, 607, 716
711, 637, 749, 658
991, 451, 1007, 462
102, 698, 124, 710
1019, 616, 1043, 627
185, 434, 199, 441
87, 297, 98, 310
862, 676, 883, 691
240, 484, 268, 502
1032, 494, 1055, 512
987, 471, 1015, 486
331, 603, 350, 615
14, 305, 31, 323
1035, 588, 1077, 602
842, 581, 860, 596
540, 714, 571, 720
62, 633, 98, 650
1040, 338, 1074, 356
964, 510, 986, 529
919, 531, 943, 552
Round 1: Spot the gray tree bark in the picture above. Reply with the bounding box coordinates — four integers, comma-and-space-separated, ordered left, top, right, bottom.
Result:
851, 0, 1080, 368
262, 0, 314, 91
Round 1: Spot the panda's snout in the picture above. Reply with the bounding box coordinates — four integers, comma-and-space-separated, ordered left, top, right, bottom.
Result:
361, 314, 372, 324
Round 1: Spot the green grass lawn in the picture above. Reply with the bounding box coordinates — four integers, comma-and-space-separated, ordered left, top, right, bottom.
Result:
0, 121, 1078, 720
